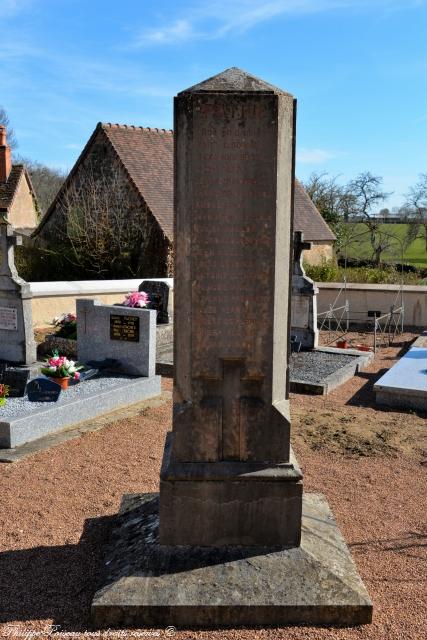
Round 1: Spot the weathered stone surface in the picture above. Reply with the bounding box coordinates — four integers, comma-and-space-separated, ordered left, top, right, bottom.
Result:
0, 224, 36, 365
77, 299, 156, 377
159, 433, 302, 546
160, 67, 301, 546
91, 492, 372, 628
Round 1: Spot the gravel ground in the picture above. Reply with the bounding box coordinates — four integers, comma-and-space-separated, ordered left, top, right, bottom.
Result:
0, 374, 141, 418
290, 351, 358, 384
0, 334, 425, 640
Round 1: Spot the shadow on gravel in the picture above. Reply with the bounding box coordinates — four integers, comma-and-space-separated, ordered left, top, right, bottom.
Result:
346, 369, 388, 409
349, 531, 427, 564
0, 513, 116, 631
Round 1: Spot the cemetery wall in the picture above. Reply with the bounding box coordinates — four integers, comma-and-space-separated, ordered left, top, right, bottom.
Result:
29, 279, 173, 326
317, 282, 427, 328
27, 279, 425, 329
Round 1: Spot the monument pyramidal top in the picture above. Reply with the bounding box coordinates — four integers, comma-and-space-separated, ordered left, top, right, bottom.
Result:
180, 66, 293, 95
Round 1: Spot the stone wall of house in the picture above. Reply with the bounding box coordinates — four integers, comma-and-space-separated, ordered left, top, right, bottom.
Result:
9, 175, 38, 230
303, 241, 334, 265
34, 127, 171, 279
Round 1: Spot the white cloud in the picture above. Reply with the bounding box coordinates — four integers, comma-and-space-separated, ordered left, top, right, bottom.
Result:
140, 19, 198, 46
297, 147, 338, 163
134, 0, 424, 47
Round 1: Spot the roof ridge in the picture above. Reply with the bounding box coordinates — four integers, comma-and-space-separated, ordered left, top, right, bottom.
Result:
101, 122, 173, 134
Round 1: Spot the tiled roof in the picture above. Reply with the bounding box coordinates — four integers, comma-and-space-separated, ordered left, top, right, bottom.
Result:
102, 124, 174, 241
35, 122, 335, 245
0, 165, 25, 212
294, 179, 336, 242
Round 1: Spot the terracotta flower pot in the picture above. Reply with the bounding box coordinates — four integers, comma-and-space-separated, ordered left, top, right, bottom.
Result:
49, 376, 70, 390
336, 340, 348, 349
356, 344, 372, 352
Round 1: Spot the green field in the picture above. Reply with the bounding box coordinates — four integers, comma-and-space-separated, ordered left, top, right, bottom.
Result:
344, 223, 427, 268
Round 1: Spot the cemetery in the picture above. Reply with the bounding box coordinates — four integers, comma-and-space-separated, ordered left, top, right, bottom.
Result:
1, 12, 426, 637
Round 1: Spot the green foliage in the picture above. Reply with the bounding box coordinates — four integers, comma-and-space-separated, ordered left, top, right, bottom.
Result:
304, 259, 421, 285
344, 223, 427, 267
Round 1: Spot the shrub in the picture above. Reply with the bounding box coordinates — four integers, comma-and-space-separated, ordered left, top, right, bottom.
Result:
305, 258, 422, 285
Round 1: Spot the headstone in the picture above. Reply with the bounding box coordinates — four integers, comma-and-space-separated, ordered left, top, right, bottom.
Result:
160, 68, 302, 546
77, 299, 156, 377
0, 223, 37, 364
91, 68, 372, 629
138, 280, 171, 324
27, 377, 61, 402
291, 231, 319, 349
0, 364, 30, 397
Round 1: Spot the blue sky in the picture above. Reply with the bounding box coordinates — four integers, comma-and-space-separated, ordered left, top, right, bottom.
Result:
1, 0, 426, 207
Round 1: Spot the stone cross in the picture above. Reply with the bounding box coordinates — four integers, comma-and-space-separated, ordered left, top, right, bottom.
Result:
0, 223, 21, 279
0, 222, 36, 365
293, 230, 311, 277
291, 230, 319, 349
159, 67, 303, 547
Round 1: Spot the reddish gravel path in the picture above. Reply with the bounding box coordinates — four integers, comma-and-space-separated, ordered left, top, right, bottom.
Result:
0, 341, 426, 640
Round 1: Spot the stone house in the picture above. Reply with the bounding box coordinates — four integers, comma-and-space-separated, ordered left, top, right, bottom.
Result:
34, 123, 174, 278
0, 126, 39, 233
34, 122, 334, 278
294, 179, 335, 264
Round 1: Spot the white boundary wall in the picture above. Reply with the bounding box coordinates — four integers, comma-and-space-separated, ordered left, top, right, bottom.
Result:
29, 279, 426, 329
317, 283, 427, 328
29, 279, 173, 326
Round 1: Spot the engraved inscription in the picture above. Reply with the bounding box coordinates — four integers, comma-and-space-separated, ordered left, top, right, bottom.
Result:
190, 97, 277, 377
0, 306, 18, 331
110, 315, 140, 342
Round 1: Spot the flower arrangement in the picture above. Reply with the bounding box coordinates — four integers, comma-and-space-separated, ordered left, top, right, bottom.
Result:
53, 312, 77, 340
0, 383, 9, 407
41, 351, 83, 387
122, 291, 150, 308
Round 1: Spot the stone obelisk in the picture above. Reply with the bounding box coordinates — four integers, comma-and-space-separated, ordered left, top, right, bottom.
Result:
159, 67, 302, 546
92, 69, 372, 629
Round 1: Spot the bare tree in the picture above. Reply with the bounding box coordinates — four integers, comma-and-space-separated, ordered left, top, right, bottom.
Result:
401, 173, 427, 252
303, 172, 350, 226
346, 172, 392, 265
0, 106, 18, 150
53, 160, 154, 278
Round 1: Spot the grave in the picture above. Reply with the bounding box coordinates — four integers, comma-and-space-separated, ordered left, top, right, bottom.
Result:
139, 280, 172, 324
291, 231, 318, 350
91, 68, 372, 628
0, 222, 36, 365
374, 331, 427, 411
0, 299, 161, 451
77, 299, 155, 376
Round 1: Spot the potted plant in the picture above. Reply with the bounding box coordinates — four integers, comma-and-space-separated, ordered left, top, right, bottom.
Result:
0, 383, 9, 407
336, 339, 348, 349
41, 351, 83, 390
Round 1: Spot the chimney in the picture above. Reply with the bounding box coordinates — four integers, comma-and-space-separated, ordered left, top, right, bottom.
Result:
0, 125, 12, 183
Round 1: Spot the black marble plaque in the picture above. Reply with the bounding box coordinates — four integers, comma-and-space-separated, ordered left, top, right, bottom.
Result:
139, 281, 170, 324
0, 364, 31, 397
27, 377, 61, 402
110, 315, 140, 342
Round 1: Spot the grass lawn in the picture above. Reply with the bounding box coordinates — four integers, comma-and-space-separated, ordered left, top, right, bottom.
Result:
344, 223, 427, 267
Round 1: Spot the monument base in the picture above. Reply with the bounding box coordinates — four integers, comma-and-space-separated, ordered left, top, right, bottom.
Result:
91, 492, 372, 628
159, 433, 303, 546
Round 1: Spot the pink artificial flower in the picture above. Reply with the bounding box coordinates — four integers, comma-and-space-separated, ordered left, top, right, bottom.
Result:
49, 357, 61, 367
74, 371, 80, 380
